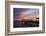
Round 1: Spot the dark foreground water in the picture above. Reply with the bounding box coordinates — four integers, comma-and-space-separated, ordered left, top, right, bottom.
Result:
13, 20, 39, 28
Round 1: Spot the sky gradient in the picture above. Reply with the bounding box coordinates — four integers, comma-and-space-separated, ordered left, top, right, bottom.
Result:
13, 8, 39, 16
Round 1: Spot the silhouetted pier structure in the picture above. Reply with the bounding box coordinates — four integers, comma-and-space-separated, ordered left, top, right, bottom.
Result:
13, 17, 39, 28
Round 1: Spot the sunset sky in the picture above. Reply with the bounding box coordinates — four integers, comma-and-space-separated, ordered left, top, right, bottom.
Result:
13, 8, 39, 16
13, 8, 39, 21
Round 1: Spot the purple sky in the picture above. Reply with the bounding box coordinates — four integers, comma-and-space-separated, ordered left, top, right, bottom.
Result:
13, 8, 39, 16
